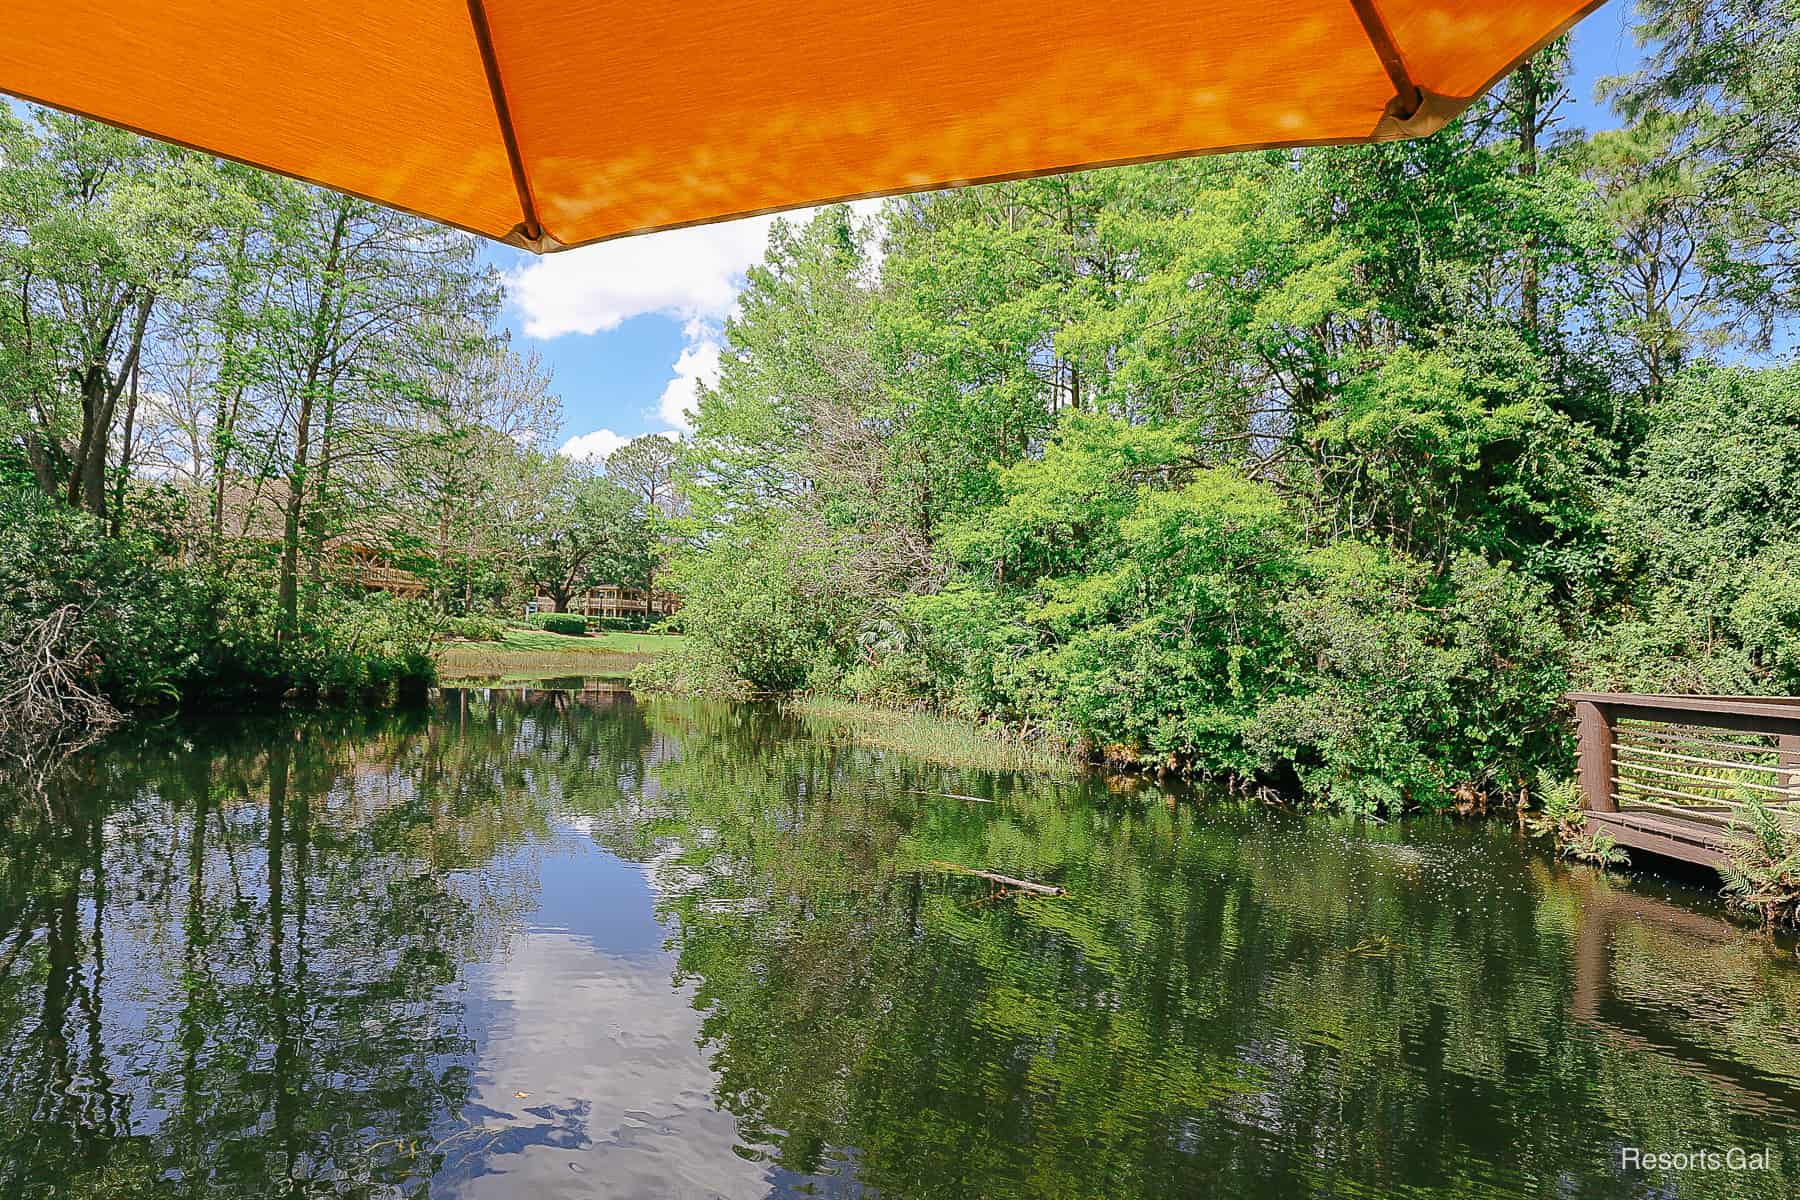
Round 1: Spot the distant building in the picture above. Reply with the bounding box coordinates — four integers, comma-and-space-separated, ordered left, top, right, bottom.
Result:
532, 585, 678, 621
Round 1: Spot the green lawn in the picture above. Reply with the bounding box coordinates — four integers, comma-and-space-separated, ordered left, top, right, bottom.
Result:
437, 626, 687, 683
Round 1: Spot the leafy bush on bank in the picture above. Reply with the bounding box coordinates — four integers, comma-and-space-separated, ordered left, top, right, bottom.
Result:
442, 613, 507, 642
0, 485, 436, 710
652, 358, 1800, 817
1722, 796, 1800, 926
526, 612, 589, 636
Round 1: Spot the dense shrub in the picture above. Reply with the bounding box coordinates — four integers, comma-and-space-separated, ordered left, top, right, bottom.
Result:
973, 469, 1301, 773
284, 591, 438, 701
1580, 366, 1800, 693
1250, 548, 1570, 813
631, 638, 755, 699
660, 517, 865, 693
588, 613, 654, 632
0, 486, 436, 709
1526, 773, 1628, 866
442, 613, 506, 642
527, 612, 589, 636
1722, 797, 1800, 926
663, 413, 1578, 814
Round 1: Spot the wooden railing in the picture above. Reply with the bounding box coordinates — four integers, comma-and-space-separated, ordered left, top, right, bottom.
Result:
350, 564, 428, 597
1570, 693, 1800, 814
534, 590, 678, 619
1569, 693, 1800, 868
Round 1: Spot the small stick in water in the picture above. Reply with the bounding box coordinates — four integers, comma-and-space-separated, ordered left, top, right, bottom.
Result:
925, 860, 1066, 896
910, 789, 993, 804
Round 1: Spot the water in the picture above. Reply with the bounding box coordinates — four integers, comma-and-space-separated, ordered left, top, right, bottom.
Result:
3, 687, 1799, 1199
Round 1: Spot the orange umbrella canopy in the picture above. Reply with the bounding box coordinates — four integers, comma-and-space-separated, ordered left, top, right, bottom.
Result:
2, 0, 1600, 253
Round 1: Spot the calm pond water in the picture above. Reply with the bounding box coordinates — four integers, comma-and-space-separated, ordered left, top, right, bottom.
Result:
3, 686, 1800, 1199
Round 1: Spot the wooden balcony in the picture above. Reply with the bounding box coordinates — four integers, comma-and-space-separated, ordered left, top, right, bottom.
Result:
350, 563, 428, 598
534, 586, 678, 620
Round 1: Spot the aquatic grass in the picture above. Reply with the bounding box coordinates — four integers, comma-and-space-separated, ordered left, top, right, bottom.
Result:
789, 697, 1083, 777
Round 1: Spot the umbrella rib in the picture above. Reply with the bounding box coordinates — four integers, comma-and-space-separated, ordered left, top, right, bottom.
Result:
466, 0, 543, 244
1347, 0, 1423, 120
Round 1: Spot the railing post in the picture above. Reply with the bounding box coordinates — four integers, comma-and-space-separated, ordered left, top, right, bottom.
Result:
1575, 699, 1617, 812
1781, 734, 1800, 796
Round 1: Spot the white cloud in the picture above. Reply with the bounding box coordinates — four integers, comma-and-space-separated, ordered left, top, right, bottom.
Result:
514, 200, 886, 440
558, 427, 629, 463
506, 200, 887, 341
656, 335, 722, 432
506, 215, 781, 340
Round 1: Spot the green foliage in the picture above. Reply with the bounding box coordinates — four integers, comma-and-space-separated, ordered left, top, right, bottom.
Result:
1579, 366, 1800, 693
0, 484, 435, 708
1309, 330, 1608, 595
1527, 772, 1630, 867
630, 640, 758, 700
660, 516, 865, 694
948, 422, 1303, 773
511, 452, 653, 613
441, 613, 505, 642
283, 591, 439, 700
661, 69, 1798, 815
526, 612, 589, 636
1253, 549, 1570, 812
1607, 0, 1800, 343
1722, 796, 1800, 926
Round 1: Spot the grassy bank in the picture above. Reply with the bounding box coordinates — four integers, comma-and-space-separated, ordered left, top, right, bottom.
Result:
789, 698, 1082, 777
437, 627, 688, 683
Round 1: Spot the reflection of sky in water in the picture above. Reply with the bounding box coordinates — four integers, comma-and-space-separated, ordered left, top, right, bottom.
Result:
438, 826, 779, 1199
10, 694, 1800, 1200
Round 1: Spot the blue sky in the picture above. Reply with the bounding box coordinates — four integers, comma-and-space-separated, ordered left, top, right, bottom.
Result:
494, 0, 1643, 460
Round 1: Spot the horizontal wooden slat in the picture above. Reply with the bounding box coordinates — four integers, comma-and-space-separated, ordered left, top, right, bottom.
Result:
1569, 693, 1800, 733
1616, 728, 1777, 756
1616, 742, 1784, 776
1616, 778, 1744, 807
1614, 757, 1799, 797
1586, 810, 1728, 869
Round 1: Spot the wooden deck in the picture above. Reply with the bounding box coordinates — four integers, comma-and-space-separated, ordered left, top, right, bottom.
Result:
1585, 806, 1732, 870
1572, 692, 1800, 873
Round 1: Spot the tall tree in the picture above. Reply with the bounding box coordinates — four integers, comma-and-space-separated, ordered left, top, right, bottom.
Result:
605, 433, 683, 611
512, 453, 650, 613
1607, 0, 1800, 345
0, 109, 246, 521
1488, 42, 1573, 335
263, 192, 494, 633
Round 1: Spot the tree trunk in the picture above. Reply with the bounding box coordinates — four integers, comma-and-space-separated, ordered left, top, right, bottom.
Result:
210, 228, 253, 547
1516, 60, 1541, 336
67, 292, 154, 522
278, 388, 316, 636
279, 208, 348, 638
304, 380, 339, 606
109, 357, 141, 537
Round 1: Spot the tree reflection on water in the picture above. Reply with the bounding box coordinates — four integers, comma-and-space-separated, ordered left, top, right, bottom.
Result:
0, 689, 1796, 1198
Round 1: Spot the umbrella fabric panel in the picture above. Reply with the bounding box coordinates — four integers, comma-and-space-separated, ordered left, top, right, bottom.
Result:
1, 0, 1602, 251
2, 0, 524, 239
1381, 0, 1595, 97
489, 0, 1393, 242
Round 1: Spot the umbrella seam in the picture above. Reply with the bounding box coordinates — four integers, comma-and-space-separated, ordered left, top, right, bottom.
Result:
1347, 0, 1422, 120
465, 0, 545, 245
